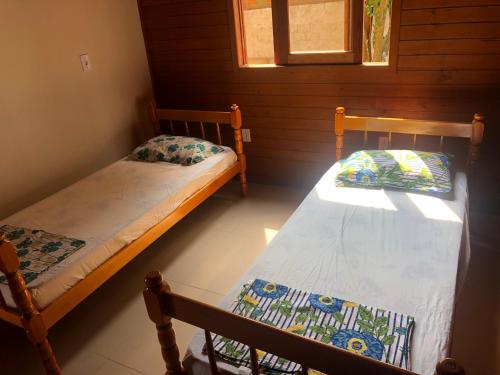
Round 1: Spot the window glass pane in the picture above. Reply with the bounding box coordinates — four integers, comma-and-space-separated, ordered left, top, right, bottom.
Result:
288, 0, 346, 53
363, 0, 392, 63
242, 0, 275, 64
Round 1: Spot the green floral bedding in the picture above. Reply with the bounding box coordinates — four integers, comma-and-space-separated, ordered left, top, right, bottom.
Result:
335, 150, 453, 194
0, 225, 86, 285
130, 135, 225, 166
212, 279, 415, 373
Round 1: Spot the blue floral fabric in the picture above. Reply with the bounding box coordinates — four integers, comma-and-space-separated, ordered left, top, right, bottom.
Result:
212, 279, 415, 373
308, 294, 344, 314
0, 225, 86, 286
251, 279, 288, 299
129, 135, 225, 166
335, 150, 453, 195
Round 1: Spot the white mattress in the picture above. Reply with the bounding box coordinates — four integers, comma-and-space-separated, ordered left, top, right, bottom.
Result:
185, 163, 470, 375
0, 148, 237, 309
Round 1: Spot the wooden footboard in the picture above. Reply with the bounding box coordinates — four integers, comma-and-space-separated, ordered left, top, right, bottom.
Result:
144, 271, 465, 375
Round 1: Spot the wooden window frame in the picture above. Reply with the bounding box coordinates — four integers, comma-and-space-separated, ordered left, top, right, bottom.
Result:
272, 0, 364, 65
230, 0, 400, 69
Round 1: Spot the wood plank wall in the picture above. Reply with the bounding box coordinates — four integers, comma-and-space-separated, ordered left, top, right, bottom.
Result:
138, 0, 500, 213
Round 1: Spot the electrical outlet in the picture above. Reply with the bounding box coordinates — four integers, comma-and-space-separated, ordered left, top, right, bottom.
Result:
242, 128, 251, 142
378, 136, 389, 150
80, 54, 92, 72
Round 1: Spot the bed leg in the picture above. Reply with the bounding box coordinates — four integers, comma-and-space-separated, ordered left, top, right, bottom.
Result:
239, 156, 248, 198
144, 271, 184, 375
230, 104, 248, 198
0, 236, 61, 375
436, 358, 465, 375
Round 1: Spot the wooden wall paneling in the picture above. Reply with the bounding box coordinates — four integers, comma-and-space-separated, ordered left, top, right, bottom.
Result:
401, 5, 500, 25
137, 0, 500, 213
402, 0, 500, 10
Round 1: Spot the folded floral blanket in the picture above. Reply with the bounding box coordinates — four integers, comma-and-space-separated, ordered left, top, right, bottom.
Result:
212, 279, 415, 373
0, 224, 86, 285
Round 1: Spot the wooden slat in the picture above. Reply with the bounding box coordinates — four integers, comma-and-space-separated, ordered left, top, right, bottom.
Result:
140, 0, 226, 18
141, 12, 228, 29
148, 38, 230, 52
159, 290, 417, 375
150, 49, 232, 63
249, 347, 260, 375
344, 116, 473, 138
401, 6, 500, 25
400, 22, 500, 40
160, 92, 497, 114
154, 66, 500, 85
403, 0, 500, 10
200, 121, 206, 139
146, 25, 229, 42
398, 54, 500, 70
216, 123, 222, 145
399, 39, 500, 55
204, 330, 219, 375
156, 108, 232, 124
155, 81, 496, 98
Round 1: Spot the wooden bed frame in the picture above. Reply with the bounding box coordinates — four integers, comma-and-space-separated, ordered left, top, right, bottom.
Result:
143, 108, 485, 375
0, 104, 247, 375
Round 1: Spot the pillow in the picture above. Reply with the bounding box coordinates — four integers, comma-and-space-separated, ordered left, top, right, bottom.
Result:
335, 150, 453, 195
130, 135, 225, 166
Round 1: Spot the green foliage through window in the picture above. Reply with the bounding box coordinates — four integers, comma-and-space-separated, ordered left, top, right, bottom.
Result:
364, 0, 393, 63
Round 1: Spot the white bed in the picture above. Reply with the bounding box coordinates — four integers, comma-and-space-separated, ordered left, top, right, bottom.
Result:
0, 148, 237, 309
184, 162, 470, 375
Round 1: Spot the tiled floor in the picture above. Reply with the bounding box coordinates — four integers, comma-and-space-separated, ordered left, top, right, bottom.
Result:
0, 182, 498, 374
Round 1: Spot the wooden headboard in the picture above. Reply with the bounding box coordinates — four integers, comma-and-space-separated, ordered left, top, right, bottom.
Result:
334, 107, 485, 172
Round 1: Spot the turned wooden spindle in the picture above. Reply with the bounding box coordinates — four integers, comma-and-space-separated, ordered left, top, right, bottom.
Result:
230, 104, 247, 197
0, 236, 61, 375
436, 358, 465, 375
335, 107, 345, 161
149, 101, 161, 136
468, 113, 484, 172
144, 271, 184, 375
467, 113, 485, 199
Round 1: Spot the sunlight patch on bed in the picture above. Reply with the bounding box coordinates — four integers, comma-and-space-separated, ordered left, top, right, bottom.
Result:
315, 181, 397, 211
264, 228, 279, 244
406, 193, 462, 223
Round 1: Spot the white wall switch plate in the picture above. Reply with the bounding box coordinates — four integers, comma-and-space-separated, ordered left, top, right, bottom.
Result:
80, 54, 92, 72
242, 128, 251, 142
378, 136, 389, 150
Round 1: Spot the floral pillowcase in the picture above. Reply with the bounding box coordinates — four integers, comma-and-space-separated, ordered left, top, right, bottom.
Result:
130, 135, 225, 166
335, 150, 453, 196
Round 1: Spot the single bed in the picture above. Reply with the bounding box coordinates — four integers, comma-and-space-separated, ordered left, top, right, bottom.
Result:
143, 108, 484, 375
0, 104, 247, 375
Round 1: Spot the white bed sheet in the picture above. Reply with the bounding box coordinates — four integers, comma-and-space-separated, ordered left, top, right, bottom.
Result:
0, 148, 237, 309
185, 163, 470, 375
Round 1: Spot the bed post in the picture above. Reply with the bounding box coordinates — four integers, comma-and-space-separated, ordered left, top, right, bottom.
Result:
436, 358, 465, 375
0, 236, 61, 375
144, 271, 184, 375
230, 104, 247, 197
149, 101, 161, 136
468, 113, 484, 172
335, 107, 345, 161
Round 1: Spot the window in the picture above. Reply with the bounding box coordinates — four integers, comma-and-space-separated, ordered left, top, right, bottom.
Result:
234, 0, 393, 66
